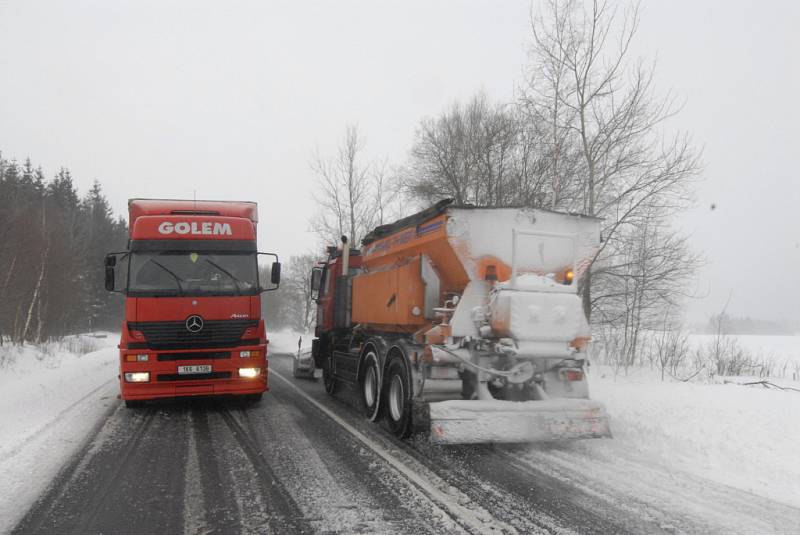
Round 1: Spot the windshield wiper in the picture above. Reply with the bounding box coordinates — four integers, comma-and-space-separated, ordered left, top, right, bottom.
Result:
204, 259, 245, 295
148, 259, 186, 294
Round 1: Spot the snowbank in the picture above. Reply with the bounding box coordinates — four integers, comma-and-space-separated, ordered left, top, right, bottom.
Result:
0, 334, 119, 533
586, 366, 800, 508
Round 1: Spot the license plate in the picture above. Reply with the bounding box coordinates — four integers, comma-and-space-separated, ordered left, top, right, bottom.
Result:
178, 365, 212, 375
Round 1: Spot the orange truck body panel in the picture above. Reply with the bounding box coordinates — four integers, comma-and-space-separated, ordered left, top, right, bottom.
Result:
353, 214, 465, 333
351, 257, 428, 329
361, 214, 470, 293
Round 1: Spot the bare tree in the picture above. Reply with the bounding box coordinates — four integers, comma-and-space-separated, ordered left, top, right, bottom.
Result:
519, 1, 582, 210
260, 254, 320, 332
650, 308, 692, 381
593, 206, 700, 372
404, 93, 536, 207
311, 125, 391, 246
523, 0, 702, 319
21, 198, 49, 344
371, 157, 404, 227
285, 254, 318, 331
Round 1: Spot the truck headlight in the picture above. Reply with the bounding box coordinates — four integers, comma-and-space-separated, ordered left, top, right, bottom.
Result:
124, 372, 150, 383
239, 367, 260, 378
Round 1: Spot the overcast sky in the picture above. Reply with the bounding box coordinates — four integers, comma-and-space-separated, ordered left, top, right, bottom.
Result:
1, 1, 798, 323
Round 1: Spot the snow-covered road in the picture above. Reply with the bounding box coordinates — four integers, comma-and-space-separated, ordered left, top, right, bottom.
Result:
2, 339, 799, 534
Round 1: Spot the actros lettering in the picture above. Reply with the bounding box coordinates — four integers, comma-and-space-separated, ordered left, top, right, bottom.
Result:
157, 221, 233, 236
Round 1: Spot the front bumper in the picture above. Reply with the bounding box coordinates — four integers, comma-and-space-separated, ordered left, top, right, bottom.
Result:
119, 345, 268, 401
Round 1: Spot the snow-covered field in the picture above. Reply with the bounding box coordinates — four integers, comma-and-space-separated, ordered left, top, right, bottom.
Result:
587, 365, 800, 509
690, 333, 800, 372
0, 334, 119, 533
691, 334, 800, 360
1, 330, 798, 531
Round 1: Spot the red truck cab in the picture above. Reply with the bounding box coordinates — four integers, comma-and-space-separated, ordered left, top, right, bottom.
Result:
105, 199, 280, 407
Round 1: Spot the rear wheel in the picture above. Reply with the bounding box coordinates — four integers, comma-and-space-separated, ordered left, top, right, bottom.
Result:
360, 349, 381, 421
383, 353, 412, 438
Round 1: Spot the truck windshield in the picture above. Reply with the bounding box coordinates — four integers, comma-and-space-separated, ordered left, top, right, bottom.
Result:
128, 251, 258, 296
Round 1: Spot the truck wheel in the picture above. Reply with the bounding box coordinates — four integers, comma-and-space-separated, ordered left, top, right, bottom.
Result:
124, 399, 145, 409
383, 354, 412, 438
360, 349, 382, 421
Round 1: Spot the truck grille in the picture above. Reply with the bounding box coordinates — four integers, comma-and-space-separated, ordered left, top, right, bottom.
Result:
157, 351, 231, 361
129, 320, 258, 350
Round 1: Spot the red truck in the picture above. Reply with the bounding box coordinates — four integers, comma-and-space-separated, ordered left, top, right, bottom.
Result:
104, 199, 280, 407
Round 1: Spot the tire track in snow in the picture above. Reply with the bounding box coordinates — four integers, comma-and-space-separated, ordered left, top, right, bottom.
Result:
189, 407, 244, 533
271, 368, 516, 534
215, 406, 313, 533
392, 440, 590, 535
66, 407, 157, 535
182, 410, 210, 535
505, 444, 800, 534
270, 354, 667, 534
247, 385, 453, 533
9, 397, 122, 534
13, 405, 157, 535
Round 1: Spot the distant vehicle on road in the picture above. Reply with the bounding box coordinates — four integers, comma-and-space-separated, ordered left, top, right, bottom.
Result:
104, 198, 281, 407
293, 337, 318, 380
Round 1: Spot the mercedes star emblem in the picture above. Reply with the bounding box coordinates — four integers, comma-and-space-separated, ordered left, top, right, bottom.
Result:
185, 315, 204, 333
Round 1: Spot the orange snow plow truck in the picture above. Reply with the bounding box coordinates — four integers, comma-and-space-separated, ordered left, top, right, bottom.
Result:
310, 199, 611, 444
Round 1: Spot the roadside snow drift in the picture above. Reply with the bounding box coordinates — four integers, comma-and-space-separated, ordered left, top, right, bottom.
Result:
0, 334, 119, 533
585, 367, 800, 509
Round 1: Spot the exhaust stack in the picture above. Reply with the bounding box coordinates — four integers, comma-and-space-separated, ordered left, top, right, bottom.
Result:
341, 235, 350, 274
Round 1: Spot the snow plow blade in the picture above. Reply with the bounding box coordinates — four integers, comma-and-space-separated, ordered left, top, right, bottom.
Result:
427, 398, 611, 445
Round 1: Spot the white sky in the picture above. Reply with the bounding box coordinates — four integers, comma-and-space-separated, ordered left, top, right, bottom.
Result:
1, 1, 798, 323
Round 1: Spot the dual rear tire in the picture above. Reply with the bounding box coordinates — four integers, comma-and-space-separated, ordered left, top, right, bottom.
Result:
359, 350, 412, 439
360, 350, 382, 422
384, 355, 412, 438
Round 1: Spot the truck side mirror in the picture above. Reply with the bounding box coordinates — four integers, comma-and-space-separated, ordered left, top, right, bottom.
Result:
270, 262, 281, 285
104, 257, 115, 291
257, 252, 281, 292
310, 267, 323, 297
104, 252, 128, 293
